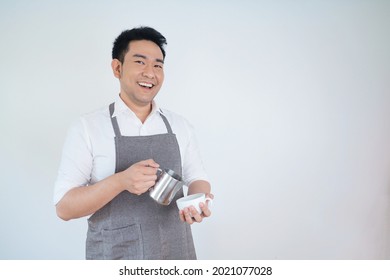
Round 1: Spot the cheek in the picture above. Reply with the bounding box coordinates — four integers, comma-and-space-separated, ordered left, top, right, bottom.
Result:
158, 72, 164, 82
122, 66, 138, 78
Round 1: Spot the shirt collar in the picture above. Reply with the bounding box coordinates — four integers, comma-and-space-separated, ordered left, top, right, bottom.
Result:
112, 94, 163, 119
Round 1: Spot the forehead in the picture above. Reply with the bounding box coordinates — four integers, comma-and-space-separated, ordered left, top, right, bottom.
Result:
126, 40, 164, 60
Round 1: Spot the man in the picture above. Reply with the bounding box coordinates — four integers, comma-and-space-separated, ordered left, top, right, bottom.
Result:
54, 26, 213, 260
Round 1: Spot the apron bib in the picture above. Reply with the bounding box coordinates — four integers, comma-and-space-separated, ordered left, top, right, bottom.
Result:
86, 103, 196, 260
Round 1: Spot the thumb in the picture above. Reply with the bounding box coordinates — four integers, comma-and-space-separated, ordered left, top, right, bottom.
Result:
139, 159, 160, 168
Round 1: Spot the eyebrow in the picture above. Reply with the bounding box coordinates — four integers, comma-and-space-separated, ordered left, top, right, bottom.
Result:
133, 54, 164, 64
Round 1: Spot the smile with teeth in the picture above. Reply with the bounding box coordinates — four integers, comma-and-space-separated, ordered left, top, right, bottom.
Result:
138, 82, 154, 88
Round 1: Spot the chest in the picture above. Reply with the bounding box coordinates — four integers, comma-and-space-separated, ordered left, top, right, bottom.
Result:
88, 117, 186, 183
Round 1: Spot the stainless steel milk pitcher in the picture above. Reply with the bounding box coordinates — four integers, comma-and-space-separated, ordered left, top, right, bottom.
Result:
149, 168, 184, 205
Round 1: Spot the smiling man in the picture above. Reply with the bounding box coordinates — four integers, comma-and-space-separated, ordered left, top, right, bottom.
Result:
112, 40, 164, 122
54, 27, 213, 260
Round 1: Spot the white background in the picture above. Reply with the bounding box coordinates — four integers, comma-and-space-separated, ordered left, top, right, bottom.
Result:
0, 0, 389, 259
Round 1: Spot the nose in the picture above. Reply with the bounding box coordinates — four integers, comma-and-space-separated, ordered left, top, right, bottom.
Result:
142, 64, 155, 79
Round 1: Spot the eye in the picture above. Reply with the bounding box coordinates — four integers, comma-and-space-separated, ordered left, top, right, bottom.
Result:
135, 60, 145, 65
154, 64, 163, 69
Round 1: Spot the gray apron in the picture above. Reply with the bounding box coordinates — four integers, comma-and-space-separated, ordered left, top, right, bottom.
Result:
86, 102, 196, 260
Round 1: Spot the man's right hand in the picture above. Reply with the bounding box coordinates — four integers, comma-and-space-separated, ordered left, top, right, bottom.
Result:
56, 159, 160, 220
119, 159, 160, 195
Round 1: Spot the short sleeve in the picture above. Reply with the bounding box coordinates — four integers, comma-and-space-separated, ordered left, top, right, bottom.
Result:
53, 118, 93, 205
181, 121, 209, 186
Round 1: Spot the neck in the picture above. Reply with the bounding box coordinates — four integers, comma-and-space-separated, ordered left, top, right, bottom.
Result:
133, 104, 152, 124
119, 94, 152, 123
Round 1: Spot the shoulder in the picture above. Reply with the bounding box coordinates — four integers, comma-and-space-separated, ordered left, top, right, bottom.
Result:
80, 105, 111, 124
75, 104, 112, 132
66, 104, 112, 142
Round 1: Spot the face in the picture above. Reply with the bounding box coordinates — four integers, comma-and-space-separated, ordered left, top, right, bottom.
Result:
112, 40, 164, 109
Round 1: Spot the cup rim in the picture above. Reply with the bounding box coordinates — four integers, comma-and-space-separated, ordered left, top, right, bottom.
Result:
177, 193, 204, 202
163, 168, 182, 181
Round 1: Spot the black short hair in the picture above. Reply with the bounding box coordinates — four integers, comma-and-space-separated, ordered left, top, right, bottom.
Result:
112, 26, 167, 63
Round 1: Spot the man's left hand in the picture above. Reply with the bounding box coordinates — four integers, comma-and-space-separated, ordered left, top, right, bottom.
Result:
179, 193, 214, 225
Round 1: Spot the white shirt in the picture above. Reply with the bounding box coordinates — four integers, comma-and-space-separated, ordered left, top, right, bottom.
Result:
53, 96, 208, 205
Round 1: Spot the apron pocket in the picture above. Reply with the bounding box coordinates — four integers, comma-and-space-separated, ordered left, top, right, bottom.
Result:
102, 223, 143, 260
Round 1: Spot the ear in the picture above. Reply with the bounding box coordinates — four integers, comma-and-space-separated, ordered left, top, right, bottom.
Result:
111, 59, 122, 78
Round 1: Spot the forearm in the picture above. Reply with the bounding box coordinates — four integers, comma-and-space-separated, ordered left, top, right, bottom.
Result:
56, 173, 124, 221
187, 180, 211, 195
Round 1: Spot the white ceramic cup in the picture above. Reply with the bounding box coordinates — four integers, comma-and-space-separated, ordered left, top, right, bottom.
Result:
176, 193, 213, 214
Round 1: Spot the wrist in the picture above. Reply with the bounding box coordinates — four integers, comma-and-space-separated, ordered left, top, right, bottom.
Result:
111, 171, 126, 193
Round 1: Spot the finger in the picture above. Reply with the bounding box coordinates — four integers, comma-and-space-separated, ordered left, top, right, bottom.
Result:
190, 206, 203, 223
179, 210, 185, 222
206, 193, 214, 200
183, 208, 194, 225
131, 181, 156, 194
139, 159, 160, 168
200, 202, 211, 217
140, 180, 158, 189
141, 174, 157, 181
140, 166, 159, 175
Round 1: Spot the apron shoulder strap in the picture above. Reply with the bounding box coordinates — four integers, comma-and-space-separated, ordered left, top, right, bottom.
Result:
110, 103, 173, 136
159, 109, 174, 134
109, 102, 122, 137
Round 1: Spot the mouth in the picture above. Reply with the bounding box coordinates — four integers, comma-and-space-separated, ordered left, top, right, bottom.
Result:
138, 82, 155, 89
